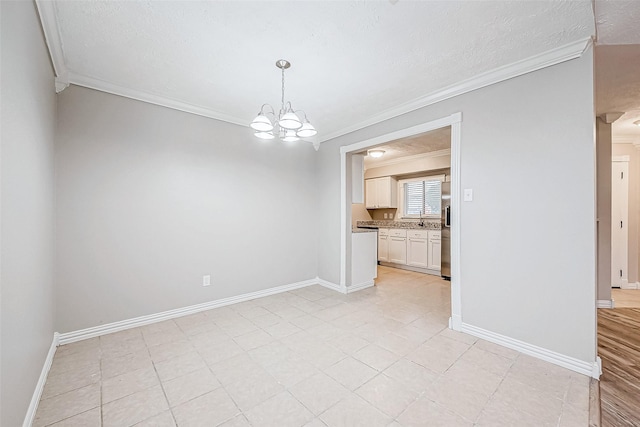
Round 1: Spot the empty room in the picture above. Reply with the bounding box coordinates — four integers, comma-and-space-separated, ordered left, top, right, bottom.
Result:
2, 1, 640, 426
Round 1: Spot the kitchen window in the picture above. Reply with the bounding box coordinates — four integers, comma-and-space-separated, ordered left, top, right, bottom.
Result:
399, 176, 443, 218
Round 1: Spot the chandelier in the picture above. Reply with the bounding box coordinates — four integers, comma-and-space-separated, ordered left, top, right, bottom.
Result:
250, 60, 317, 142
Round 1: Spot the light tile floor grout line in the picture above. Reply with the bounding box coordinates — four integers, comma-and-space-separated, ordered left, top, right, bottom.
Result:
33, 266, 590, 426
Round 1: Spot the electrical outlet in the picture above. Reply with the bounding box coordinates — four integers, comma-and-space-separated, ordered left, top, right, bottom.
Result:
383, 213, 388, 219
389, 213, 393, 219
203, 275, 211, 287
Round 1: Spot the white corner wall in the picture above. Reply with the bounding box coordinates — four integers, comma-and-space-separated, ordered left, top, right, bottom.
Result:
55, 86, 318, 332
318, 48, 596, 364
1, 2, 57, 425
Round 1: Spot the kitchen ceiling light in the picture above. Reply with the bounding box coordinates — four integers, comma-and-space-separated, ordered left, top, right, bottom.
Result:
634, 120, 640, 126
251, 59, 316, 142
368, 149, 385, 158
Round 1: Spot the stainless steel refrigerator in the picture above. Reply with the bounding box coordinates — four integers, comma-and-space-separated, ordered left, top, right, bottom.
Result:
441, 181, 451, 280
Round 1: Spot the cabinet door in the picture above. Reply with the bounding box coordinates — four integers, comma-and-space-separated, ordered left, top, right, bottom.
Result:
365, 179, 378, 208
378, 235, 389, 262
376, 177, 398, 208
389, 237, 407, 264
376, 178, 390, 208
407, 238, 428, 268
428, 238, 441, 270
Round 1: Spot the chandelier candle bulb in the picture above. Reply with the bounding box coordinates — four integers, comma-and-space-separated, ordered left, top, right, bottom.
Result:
250, 59, 316, 143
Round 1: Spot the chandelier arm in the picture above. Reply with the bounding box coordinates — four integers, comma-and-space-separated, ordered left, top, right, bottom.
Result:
294, 110, 309, 122
260, 104, 276, 116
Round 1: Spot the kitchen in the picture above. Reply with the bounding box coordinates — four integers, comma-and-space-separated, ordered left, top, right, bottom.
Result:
350, 127, 452, 290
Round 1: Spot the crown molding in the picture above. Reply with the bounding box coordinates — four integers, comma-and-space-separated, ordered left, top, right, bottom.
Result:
68, 72, 249, 127
318, 37, 592, 143
365, 148, 451, 170
36, 2, 591, 145
599, 112, 625, 124
35, 0, 67, 79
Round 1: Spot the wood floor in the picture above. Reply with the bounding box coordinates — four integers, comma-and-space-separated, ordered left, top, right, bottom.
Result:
612, 289, 640, 308
598, 308, 640, 426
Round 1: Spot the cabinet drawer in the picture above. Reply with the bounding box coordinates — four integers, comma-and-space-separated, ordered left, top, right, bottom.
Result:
429, 231, 441, 240
378, 228, 389, 236
407, 230, 428, 239
389, 229, 407, 238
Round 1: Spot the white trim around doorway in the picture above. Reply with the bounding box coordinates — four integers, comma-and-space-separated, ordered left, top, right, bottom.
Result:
339, 112, 463, 330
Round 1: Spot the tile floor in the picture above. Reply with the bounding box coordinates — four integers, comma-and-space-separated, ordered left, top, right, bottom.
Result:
35, 266, 590, 426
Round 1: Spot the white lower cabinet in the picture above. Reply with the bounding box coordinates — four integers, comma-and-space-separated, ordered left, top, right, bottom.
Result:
388, 229, 407, 264
428, 231, 441, 271
407, 230, 429, 268
378, 228, 441, 273
377, 228, 389, 262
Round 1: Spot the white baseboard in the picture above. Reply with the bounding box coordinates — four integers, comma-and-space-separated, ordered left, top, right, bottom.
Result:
58, 278, 318, 345
316, 277, 347, 294
597, 299, 614, 309
449, 314, 462, 331
460, 322, 601, 379
346, 280, 374, 293
620, 281, 639, 290
24, 332, 59, 427
593, 356, 602, 379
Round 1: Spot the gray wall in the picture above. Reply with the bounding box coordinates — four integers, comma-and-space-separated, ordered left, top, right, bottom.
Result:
318, 49, 596, 363
55, 86, 318, 332
317, 142, 342, 284
1, 1, 57, 425
597, 118, 612, 301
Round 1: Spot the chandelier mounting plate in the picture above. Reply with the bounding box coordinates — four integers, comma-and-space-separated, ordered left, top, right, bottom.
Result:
276, 60, 291, 70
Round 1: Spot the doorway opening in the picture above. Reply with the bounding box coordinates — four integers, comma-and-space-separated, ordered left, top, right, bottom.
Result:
339, 113, 462, 329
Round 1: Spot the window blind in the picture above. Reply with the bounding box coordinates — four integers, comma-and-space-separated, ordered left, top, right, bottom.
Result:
405, 179, 441, 216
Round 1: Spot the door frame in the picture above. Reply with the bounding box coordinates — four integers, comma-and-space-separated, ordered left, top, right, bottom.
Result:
339, 112, 463, 330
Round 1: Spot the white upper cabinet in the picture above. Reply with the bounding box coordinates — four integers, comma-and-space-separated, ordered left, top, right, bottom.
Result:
351, 154, 365, 203
365, 177, 398, 209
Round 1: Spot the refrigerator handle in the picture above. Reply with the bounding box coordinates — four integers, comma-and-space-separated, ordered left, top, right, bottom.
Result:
445, 205, 451, 227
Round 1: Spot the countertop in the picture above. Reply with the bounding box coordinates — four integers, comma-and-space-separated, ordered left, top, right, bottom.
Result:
356, 220, 441, 230
352, 227, 378, 234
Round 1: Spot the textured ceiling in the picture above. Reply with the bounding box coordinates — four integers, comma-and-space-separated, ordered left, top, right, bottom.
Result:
48, 1, 596, 143
596, 45, 640, 142
594, 0, 640, 44
361, 127, 451, 168
593, 0, 640, 144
